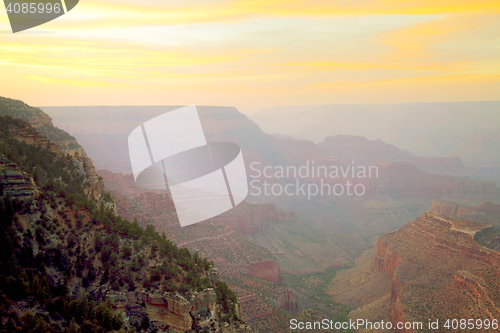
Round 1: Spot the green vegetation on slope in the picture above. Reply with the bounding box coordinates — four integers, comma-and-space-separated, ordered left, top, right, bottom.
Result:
0, 114, 243, 332
475, 227, 500, 251
283, 268, 352, 332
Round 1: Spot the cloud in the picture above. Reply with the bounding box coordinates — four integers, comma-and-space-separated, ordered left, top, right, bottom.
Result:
0, 0, 499, 107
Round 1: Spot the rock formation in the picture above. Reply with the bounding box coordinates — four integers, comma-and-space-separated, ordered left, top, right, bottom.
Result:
330, 209, 500, 333
0, 98, 105, 200
374, 211, 500, 332
42, 106, 499, 241
0, 156, 37, 198
278, 289, 301, 313
430, 200, 500, 226
244, 261, 282, 284
7, 125, 59, 154
213, 202, 295, 237
107, 289, 221, 331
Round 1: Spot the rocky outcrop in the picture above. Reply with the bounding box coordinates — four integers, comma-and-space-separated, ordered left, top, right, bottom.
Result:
429, 200, 469, 216
245, 261, 282, 284
374, 240, 401, 278
0, 96, 53, 128
4, 121, 103, 200
0, 156, 38, 198
71, 156, 104, 200
278, 289, 301, 313
0, 98, 105, 200
107, 289, 219, 332
7, 126, 59, 154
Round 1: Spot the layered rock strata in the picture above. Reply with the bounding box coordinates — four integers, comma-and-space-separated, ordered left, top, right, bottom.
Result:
106, 289, 224, 331
278, 289, 301, 313
374, 211, 500, 332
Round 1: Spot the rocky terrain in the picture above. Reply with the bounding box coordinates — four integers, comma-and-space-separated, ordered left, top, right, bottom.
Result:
96, 168, 366, 332
0, 155, 38, 198
0, 100, 251, 332
97, 183, 293, 332
43, 106, 499, 239
41, 104, 500, 332
278, 289, 301, 313
329, 210, 500, 332
430, 200, 500, 227
0, 97, 104, 201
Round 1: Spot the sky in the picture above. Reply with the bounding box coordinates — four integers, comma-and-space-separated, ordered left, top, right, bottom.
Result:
1, 0, 500, 113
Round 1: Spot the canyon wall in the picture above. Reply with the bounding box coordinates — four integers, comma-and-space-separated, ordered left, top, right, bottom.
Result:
213, 202, 298, 237
278, 289, 301, 313
430, 200, 500, 227
244, 261, 282, 284
373, 211, 500, 332
0, 98, 105, 200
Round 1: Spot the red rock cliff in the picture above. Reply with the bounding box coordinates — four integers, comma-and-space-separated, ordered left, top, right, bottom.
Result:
245, 260, 282, 284
278, 289, 301, 313
374, 211, 500, 332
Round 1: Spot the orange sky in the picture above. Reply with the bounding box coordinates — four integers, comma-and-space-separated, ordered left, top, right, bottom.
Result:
1, 0, 499, 113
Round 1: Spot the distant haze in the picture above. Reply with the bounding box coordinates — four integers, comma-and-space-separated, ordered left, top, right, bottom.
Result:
249, 102, 500, 166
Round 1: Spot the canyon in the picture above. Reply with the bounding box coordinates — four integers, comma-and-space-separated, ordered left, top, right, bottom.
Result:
38, 104, 500, 332
97, 168, 364, 332
0, 98, 253, 333
42, 106, 498, 237
330, 210, 500, 332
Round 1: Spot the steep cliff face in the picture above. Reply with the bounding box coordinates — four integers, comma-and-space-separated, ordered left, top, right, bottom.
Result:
7, 125, 60, 154
372, 211, 500, 332
107, 289, 226, 332
0, 97, 104, 200
374, 240, 401, 278
0, 156, 38, 198
278, 289, 301, 313
0, 99, 252, 333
